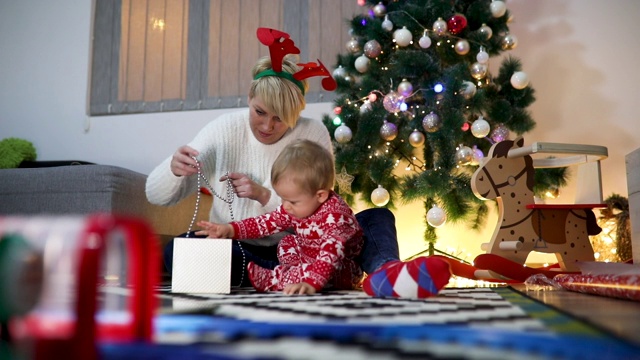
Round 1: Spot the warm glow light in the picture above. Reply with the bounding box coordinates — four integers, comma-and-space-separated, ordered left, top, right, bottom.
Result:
151, 17, 166, 31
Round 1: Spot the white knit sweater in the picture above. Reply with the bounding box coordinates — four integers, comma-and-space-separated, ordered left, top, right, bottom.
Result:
145, 110, 333, 245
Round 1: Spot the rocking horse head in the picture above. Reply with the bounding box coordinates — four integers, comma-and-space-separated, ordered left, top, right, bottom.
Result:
471, 137, 535, 202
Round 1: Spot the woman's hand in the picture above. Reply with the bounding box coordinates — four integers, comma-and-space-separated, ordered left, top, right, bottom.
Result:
283, 282, 316, 295
223, 172, 271, 206
170, 145, 200, 177
195, 221, 235, 238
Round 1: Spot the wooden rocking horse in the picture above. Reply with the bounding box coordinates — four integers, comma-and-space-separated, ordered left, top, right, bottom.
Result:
470, 137, 608, 277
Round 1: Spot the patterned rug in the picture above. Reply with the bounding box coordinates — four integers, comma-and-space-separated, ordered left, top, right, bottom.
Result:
99, 286, 639, 360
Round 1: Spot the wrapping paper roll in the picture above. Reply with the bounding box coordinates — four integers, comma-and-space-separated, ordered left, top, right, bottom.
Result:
553, 273, 640, 301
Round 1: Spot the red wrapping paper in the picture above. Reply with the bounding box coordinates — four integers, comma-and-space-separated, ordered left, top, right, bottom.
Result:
553, 273, 640, 301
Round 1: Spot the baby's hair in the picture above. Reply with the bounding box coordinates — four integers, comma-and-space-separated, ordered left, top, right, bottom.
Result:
250, 55, 307, 129
272, 139, 335, 195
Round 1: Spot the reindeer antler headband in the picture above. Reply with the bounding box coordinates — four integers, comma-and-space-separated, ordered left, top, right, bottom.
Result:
254, 27, 337, 95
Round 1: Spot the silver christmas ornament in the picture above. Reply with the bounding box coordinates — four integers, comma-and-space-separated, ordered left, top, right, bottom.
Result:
397, 79, 413, 97
360, 101, 372, 114
432, 17, 447, 36
334, 124, 353, 144
491, 124, 510, 142
461, 81, 477, 99
409, 130, 425, 147
501, 33, 518, 50
364, 39, 382, 58
470, 62, 488, 80
470, 145, 484, 166
332, 66, 346, 80
455, 145, 474, 165
373, 2, 386, 17
422, 112, 442, 133
454, 39, 470, 55
346, 38, 361, 54
383, 91, 403, 113
478, 23, 493, 40
380, 120, 398, 141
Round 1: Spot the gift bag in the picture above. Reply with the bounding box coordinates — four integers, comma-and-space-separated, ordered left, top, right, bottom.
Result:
171, 237, 231, 294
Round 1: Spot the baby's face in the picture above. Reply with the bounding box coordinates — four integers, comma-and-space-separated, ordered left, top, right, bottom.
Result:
274, 176, 324, 219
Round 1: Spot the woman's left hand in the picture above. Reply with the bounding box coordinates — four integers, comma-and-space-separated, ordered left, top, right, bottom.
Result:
222, 172, 271, 206
283, 282, 316, 295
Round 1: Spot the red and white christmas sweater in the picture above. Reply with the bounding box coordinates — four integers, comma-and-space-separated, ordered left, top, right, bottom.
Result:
231, 192, 364, 292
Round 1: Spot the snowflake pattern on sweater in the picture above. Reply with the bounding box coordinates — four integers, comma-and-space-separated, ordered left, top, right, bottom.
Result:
231, 192, 364, 291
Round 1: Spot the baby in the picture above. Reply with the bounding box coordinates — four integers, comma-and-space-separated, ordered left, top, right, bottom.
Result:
197, 139, 363, 295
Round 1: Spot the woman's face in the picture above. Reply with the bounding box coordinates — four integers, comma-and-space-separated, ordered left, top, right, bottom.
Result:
248, 96, 290, 145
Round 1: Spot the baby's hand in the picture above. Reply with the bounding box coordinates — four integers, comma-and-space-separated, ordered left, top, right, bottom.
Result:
283, 282, 316, 295
195, 221, 234, 238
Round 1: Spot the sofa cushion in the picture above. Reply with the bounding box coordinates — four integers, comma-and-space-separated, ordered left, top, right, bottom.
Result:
0, 164, 210, 237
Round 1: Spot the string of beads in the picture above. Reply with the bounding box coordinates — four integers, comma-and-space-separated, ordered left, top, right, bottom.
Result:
187, 156, 246, 287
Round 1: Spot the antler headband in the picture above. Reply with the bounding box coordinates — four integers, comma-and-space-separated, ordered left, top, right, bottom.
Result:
254, 27, 337, 95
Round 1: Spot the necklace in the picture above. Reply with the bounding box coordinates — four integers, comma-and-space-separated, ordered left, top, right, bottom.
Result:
187, 157, 246, 288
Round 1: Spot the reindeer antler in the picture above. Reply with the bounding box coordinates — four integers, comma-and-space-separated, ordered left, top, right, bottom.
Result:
255, 28, 337, 93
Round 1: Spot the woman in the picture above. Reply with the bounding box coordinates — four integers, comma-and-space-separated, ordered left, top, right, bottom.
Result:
145, 28, 450, 298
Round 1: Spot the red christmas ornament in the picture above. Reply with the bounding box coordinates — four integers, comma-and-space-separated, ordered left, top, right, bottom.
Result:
447, 14, 467, 35
334, 106, 342, 115
461, 122, 470, 131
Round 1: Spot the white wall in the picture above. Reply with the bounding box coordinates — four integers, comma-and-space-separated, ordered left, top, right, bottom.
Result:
2, 0, 639, 262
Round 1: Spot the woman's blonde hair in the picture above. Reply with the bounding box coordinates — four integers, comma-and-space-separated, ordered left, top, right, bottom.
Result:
271, 139, 335, 195
250, 55, 308, 128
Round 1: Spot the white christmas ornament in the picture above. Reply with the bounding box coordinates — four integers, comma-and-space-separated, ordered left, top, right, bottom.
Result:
393, 27, 412, 47
471, 116, 491, 138
371, 185, 390, 207
419, 33, 432, 49
334, 124, 353, 144
476, 48, 489, 64
490, 0, 507, 18
382, 16, 393, 31
355, 55, 370, 73
427, 205, 446, 227
510, 71, 529, 89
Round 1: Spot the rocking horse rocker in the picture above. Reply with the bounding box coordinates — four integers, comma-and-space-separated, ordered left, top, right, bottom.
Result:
447, 137, 608, 282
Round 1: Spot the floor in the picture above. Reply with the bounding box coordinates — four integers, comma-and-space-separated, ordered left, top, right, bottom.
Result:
510, 283, 640, 346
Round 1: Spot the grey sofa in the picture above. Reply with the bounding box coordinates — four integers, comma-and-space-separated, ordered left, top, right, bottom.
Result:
0, 163, 210, 242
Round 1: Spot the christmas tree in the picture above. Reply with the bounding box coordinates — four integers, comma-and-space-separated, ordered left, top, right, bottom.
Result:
323, 0, 567, 253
